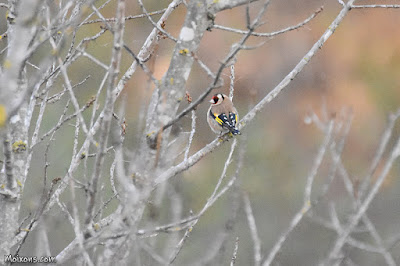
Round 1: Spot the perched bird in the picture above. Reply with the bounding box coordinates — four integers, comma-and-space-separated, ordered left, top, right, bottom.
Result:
207, 93, 241, 135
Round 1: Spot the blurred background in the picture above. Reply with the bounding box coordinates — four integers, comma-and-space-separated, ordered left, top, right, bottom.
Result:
2, 0, 400, 264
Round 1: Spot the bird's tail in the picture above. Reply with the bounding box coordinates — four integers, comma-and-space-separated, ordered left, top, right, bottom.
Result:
229, 127, 241, 135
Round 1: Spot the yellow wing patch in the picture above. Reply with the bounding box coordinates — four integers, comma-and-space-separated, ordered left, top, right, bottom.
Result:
214, 113, 223, 125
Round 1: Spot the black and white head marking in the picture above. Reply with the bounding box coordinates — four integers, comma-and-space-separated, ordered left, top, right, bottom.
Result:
210, 93, 224, 105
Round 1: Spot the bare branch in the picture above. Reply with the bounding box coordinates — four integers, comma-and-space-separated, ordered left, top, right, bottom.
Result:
112, 0, 182, 98
69, 177, 94, 266
351, 4, 400, 9
143, 137, 246, 238
2, 135, 15, 193
241, 1, 354, 126
243, 193, 262, 266
184, 110, 196, 161
210, 0, 260, 13
168, 226, 193, 264
36, 97, 94, 147
82, 8, 169, 25
229, 64, 235, 100
230, 237, 239, 266
213, 6, 323, 38
324, 113, 400, 264
137, 0, 178, 42
84, 0, 126, 231
262, 119, 334, 266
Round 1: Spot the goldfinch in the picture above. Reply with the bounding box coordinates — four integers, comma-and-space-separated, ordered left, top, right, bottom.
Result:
207, 93, 241, 135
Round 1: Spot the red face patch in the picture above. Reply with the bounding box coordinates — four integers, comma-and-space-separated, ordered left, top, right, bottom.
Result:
212, 95, 219, 103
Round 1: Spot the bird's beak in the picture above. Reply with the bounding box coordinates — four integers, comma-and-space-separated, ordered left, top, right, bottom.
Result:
209, 99, 214, 103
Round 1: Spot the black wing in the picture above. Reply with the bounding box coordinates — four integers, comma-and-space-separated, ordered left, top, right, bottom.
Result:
209, 110, 240, 135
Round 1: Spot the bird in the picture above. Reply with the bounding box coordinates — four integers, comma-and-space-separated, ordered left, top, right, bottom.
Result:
207, 93, 241, 136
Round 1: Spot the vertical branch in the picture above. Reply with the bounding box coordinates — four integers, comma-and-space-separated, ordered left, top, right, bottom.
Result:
69, 176, 94, 266
112, 0, 183, 98
162, 182, 183, 259
243, 193, 261, 266
3, 135, 15, 193
230, 237, 239, 266
142, 0, 208, 158
35, 222, 51, 257
229, 64, 235, 100
24, 77, 52, 181
0, 0, 40, 115
0, 1, 41, 261
184, 110, 196, 161
84, 0, 126, 231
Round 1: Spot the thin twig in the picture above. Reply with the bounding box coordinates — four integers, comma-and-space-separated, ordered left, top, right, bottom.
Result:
184, 110, 196, 161
141, 138, 245, 237
358, 109, 400, 200
35, 97, 94, 147
112, 0, 182, 98
213, 6, 323, 38
324, 121, 400, 264
81, 8, 168, 25
2, 134, 15, 193
84, 0, 125, 229
243, 193, 261, 266
351, 4, 400, 9
69, 176, 94, 266
168, 226, 193, 264
230, 237, 239, 266
263, 120, 334, 266
137, 0, 178, 42
229, 64, 235, 100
